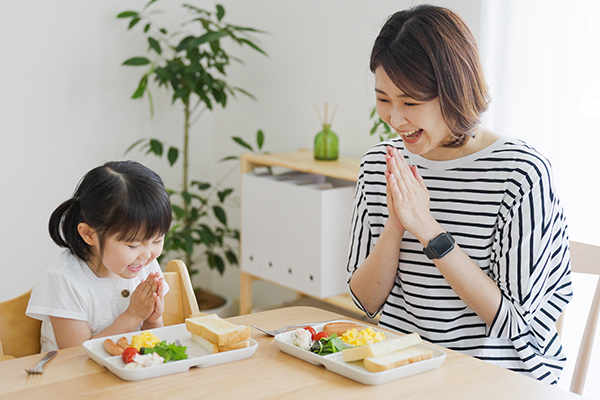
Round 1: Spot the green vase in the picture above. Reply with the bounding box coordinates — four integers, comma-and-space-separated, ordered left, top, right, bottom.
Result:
314, 124, 338, 161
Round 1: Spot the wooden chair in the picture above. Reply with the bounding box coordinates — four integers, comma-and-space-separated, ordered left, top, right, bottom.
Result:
0, 289, 42, 360
556, 241, 600, 395
0, 259, 199, 361
162, 259, 201, 325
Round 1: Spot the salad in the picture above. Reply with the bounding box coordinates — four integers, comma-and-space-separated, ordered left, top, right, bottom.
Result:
291, 327, 345, 355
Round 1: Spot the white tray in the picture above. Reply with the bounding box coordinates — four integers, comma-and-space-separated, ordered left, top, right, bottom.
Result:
274, 320, 445, 385
83, 324, 258, 381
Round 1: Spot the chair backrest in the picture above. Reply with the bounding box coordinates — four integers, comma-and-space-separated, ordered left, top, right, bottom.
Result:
0, 289, 41, 359
558, 241, 600, 395
162, 259, 201, 326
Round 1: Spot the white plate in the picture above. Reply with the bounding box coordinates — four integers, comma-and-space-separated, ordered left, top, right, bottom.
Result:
83, 324, 258, 381
274, 320, 445, 385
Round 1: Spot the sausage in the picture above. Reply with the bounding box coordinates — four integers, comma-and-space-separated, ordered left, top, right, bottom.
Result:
117, 336, 129, 349
103, 338, 124, 356
323, 322, 366, 337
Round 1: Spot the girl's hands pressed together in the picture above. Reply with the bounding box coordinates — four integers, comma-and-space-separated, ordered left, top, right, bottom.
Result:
126, 272, 161, 324
144, 275, 165, 326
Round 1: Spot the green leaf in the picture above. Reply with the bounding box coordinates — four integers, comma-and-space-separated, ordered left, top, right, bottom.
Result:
208, 253, 225, 275
171, 204, 185, 219
232, 86, 256, 101
191, 181, 211, 190
129, 17, 141, 29
144, 23, 151, 33
131, 75, 147, 99
213, 205, 227, 225
176, 35, 196, 52
191, 31, 229, 48
217, 188, 233, 203
167, 147, 178, 165
225, 249, 238, 265
117, 11, 138, 18
148, 139, 163, 156
219, 155, 239, 162
181, 191, 192, 205
238, 38, 267, 56
216, 5, 225, 21
232, 136, 253, 151
256, 129, 264, 150
148, 37, 161, 54
144, 0, 158, 10
123, 57, 150, 66
124, 138, 146, 155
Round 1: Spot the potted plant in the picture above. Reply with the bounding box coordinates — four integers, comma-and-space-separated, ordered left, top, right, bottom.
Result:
117, 0, 267, 312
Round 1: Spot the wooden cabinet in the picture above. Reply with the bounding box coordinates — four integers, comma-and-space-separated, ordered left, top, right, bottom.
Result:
239, 150, 361, 314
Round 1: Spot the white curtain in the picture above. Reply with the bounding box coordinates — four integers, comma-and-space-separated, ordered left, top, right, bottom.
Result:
480, 0, 600, 246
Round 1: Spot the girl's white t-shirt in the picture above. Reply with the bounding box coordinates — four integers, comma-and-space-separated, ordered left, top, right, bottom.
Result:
26, 250, 169, 352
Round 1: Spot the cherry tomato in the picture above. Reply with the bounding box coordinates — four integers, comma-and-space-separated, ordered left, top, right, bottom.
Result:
304, 326, 317, 336
313, 331, 329, 341
122, 347, 139, 364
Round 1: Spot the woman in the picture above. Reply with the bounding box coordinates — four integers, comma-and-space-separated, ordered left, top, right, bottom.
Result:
347, 5, 572, 384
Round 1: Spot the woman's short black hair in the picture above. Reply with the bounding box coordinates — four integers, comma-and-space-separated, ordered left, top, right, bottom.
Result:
370, 4, 490, 147
49, 160, 172, 261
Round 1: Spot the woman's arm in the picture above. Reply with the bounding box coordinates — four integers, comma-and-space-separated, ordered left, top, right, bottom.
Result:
349, 219, 405, 315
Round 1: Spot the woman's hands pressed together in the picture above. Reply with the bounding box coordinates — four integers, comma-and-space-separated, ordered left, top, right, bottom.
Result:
384, 146, 443, 244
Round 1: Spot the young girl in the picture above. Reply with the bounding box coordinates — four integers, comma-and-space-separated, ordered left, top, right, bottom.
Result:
348, 5, 572, 384
27, 160, 172, 351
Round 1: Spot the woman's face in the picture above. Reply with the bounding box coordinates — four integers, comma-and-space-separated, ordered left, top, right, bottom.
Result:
374, 67, 456, 160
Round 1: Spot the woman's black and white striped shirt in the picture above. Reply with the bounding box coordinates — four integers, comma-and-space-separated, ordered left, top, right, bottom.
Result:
347, 136, 573, 384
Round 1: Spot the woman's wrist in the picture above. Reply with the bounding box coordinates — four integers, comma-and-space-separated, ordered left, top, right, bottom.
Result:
414, 218, 445, 247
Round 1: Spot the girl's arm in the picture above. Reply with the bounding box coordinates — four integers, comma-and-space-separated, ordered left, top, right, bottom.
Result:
385, 146, 501, 325
50, 273, 162, 349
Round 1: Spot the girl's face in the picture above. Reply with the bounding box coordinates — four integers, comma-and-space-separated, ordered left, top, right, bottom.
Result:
98, 233, 165, 279
374, 67, 457, 161
78, 223, 164, 279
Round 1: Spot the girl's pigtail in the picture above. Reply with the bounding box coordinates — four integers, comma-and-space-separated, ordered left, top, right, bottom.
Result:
48, 197, 88, 259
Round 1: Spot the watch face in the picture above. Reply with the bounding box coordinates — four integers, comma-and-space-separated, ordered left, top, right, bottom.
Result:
431, 234, 454, 254
425, 232, 455, 259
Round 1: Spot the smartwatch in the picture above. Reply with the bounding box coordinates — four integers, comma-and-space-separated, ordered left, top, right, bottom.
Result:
423, 232, 455, 260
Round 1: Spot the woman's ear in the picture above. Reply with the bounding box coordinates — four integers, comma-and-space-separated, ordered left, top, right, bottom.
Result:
77, 223, 97, 246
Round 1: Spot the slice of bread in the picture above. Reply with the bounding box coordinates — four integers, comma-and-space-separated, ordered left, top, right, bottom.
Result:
363, 346, 433, 372
185, 314, 251, 346
191, 334, 250, 353
342, 332, 421, 362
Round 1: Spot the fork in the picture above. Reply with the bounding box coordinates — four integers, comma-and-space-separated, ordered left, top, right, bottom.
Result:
25, 351, 58, 374
251, 322, 327, 336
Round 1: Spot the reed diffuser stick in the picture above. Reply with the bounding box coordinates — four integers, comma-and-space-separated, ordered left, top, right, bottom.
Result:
313, 104, 324, 125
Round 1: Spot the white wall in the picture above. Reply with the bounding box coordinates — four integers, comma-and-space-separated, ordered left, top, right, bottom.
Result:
0, 0, 482, 303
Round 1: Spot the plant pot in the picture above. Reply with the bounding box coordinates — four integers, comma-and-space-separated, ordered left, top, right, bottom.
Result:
194, 288, 235, 318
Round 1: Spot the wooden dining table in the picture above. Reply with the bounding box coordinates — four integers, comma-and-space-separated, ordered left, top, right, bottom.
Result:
0, 306, 583, 399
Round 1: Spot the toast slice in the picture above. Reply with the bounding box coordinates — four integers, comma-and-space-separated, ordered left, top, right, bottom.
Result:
342, 332, 421, 362
363, 346, 433, 372
191, 334, 250, 354
185, 314, 251, 346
